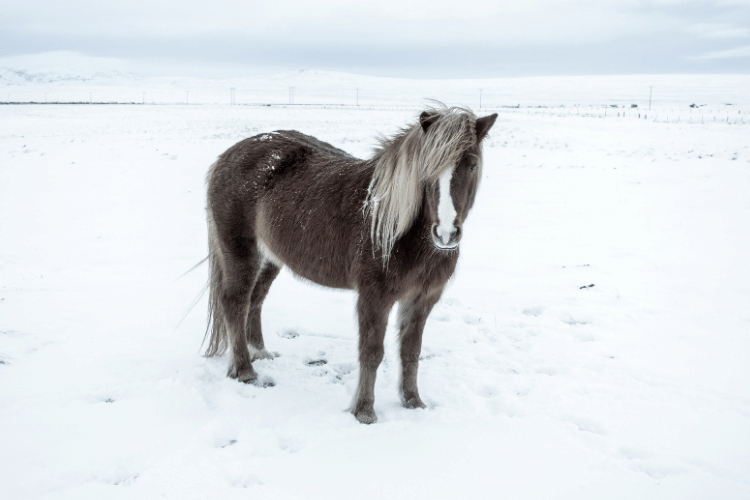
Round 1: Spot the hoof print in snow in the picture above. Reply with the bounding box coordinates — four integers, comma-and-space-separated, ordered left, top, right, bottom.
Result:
278, 330, 299, 339
561, 314, 587, 326
253, 377, 275, 388
221, 439, 238, 448
307, 359, 327, 367
115, 473, 140, 486
579, 284, 595, 289
522, 306, 545, 317
463, 313, 481, 325
104, 398, 115, 403
332, 362, 355, 377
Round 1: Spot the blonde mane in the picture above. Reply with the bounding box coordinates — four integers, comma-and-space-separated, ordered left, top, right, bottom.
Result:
366, 105, 478, 261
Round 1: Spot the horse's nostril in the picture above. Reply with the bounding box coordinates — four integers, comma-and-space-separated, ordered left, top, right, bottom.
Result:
451, 227, 462, 243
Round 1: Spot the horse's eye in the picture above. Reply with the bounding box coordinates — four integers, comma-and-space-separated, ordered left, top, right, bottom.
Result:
470, 164, 477, 172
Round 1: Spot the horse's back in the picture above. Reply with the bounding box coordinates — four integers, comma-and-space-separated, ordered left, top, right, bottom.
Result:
272, 130, 358, 161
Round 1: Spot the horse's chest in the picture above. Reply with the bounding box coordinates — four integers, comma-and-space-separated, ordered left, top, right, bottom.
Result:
389, 255, 456, 299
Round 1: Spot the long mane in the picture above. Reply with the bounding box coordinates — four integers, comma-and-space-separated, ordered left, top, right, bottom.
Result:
365, 104, 478, 261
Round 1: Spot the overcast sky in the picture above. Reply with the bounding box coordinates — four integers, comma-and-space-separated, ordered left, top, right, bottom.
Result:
1, 0, 749, 78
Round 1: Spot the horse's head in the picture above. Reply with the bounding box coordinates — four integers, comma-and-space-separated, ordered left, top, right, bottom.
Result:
421, 111, 497, 250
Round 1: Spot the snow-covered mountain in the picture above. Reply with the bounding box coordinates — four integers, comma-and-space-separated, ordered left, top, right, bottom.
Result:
0, 67, 142, 85
1, 52, 748, 106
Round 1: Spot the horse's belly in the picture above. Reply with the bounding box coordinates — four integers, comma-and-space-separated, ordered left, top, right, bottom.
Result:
288, 263, 352, 290
257, 235, 354, 290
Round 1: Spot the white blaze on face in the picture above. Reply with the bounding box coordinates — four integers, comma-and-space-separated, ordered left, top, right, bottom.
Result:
435, 167, 457, 246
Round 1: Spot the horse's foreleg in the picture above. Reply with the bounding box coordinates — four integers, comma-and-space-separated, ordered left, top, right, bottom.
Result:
246, 261, 281, 361
351, 293, 393, 424
397, 291, 441, 409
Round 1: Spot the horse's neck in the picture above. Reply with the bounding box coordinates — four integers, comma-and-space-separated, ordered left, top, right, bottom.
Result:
394, 196, 431, 252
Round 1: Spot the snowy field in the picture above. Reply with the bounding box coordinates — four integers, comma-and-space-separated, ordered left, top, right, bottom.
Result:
1, 102, 749, 499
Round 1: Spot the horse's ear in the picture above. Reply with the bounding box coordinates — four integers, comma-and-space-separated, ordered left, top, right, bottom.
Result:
476, 113, 498, 142
420, 111, 439, 132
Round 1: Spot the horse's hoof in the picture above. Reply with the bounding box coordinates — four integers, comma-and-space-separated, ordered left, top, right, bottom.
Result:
228, 365, 258, 384
354, 408, 378, 424
401, 393, 427, 409
250, 347, 276, 362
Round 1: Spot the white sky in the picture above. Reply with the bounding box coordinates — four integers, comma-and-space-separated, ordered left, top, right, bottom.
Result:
1, 0, 749, 77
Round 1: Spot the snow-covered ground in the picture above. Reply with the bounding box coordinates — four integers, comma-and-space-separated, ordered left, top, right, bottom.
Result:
1, 102, 749, 499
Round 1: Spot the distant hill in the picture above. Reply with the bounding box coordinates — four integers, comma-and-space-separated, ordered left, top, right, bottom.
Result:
0, 68, 141, 86
1, 64, 748, 107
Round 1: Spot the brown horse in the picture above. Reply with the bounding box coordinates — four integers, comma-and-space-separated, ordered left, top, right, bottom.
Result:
204, 105, 497, 423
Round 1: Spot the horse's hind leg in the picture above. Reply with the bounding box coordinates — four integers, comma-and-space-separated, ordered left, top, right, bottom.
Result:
219, 250, 263, 383
246, 261, 281, 361
397, 291, 441, 409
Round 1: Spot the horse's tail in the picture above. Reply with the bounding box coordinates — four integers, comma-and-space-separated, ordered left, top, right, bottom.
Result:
203, 208, 228, 357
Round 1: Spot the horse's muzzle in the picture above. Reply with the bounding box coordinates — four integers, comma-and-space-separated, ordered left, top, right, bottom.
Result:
431, 224, 461, 249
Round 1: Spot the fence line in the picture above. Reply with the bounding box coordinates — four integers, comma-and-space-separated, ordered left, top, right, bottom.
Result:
1, 97, 746, 124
